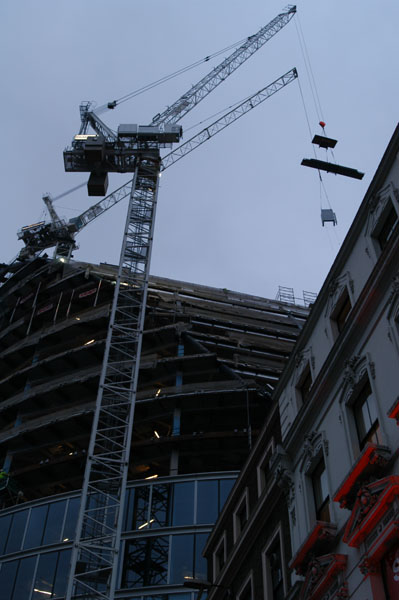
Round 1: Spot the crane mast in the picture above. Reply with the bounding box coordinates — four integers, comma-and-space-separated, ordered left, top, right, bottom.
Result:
65, 151, 161, 599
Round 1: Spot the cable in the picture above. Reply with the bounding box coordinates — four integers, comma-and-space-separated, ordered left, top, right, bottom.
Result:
53, 205, 82, 213
53, 182, 87, 201
296, 14, 324, 122
95, 36, 249, 113
296, 77, 317, 158
184, 90, 259, 133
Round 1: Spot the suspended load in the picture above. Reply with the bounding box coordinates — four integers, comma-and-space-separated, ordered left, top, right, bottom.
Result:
302, 121, 364, 180
321, 208, 337, 226
302, 158, 364, 180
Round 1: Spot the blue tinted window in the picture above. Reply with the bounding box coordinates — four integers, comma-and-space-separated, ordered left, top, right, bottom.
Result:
42, 500, 66, 545
0, 560, 18, 600
62, 497, 80, 541
172, 482, 194, 526
123, 536, 168, 588
23, 505, 48, 549
5, 510, 28, 554
133, 486, 150, 529
32, 552, 57, 599
12, 556, 36, 600
150, 484, 171, 529
197, 480, 218, 524
219, 479, 235, 512
0, 514, 11, 555
194, 533, 208, 580
53, 550, 71, 597
169, 534, 194, 584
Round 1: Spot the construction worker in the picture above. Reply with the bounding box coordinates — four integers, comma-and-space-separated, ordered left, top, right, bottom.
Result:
0, 469, 8, 481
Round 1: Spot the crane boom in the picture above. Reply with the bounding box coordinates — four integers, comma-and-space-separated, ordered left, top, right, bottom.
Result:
151, 5, 296, 126
42, 194, 61, 223
162, 68, 297, 169
68, 68, 297, 233
12, 68, 298, 265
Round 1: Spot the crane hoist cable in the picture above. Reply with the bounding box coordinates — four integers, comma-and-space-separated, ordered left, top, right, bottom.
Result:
95, 35, 250, 113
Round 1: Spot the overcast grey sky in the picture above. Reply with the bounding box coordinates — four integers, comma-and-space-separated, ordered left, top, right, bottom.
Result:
1, 0, 398, 301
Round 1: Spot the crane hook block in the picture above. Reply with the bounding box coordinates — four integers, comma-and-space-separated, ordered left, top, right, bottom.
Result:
108, 101, 117, 109
301, 158, 364, 180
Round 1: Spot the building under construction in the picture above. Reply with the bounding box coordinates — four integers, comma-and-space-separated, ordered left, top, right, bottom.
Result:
0, 256, 308, 599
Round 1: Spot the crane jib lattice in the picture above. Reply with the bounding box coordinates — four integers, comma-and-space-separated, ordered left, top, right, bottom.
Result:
65, 155, 160, 599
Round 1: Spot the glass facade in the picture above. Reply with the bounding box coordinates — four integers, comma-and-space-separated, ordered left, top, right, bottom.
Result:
0, 474, 235, 599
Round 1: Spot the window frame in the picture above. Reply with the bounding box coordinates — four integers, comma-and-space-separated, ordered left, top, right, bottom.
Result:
295, 361, 312, 407
237, 570, 254, 600
311, 456, 331, 523
257, 438, 275, 497
261, 525, 287, 600
340, 357, 386, 460
213, 531, 227, 580
352, 377, 381, 451
370, 195, 399, 255
233, 488, 249, 543
330, 285, 352, 337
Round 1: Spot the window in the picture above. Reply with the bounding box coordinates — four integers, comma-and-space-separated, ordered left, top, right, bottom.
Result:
197, 480, 218, 524
0, 513, 12, 555
10, 556, 36, 600
170, 534, 194, 583
335, 289, 352, 333
257, 439, 275, 496
297, 363, 312, 404
150, 483, 171, 529
237, 576, 253, 600
219, 478, 235, 512
312, 457, 330, 522
375, 202, 399, 251
123, 536, 169, 588
23, 505, 48, 549
353, 379, 381, 450
233, 490, 249, 542
213, 533, 226, 578
331, 287, 352, 334
172, 481, 195, 526
4, 509, 29, 554
263, 530, 285, 600
42, 500, 66, 545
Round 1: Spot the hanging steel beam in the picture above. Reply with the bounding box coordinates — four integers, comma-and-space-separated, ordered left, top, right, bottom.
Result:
301, 158, 364, 180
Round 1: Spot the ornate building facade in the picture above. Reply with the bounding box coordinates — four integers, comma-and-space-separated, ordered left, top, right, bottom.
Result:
204, 126, 399, 600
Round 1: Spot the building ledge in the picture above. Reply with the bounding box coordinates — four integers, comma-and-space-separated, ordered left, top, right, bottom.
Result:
299, 553, 348, 600
333, 443, 392, 509
343, 475, 399, 547
290, 521, 337, 575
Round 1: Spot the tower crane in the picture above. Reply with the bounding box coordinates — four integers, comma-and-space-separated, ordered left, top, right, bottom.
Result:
8, 6, 298, 599
12, 3, 295, 268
